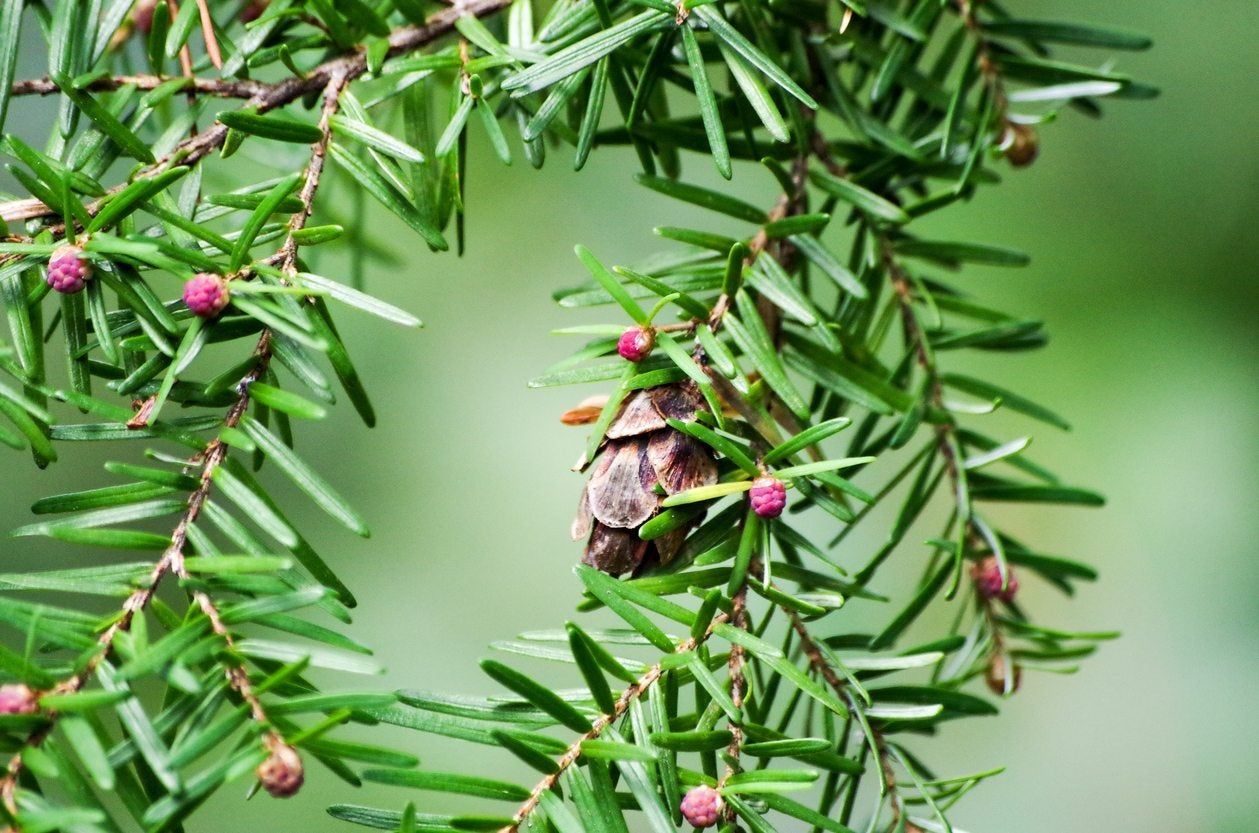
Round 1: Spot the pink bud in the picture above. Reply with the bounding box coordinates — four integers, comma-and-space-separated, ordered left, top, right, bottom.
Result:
0, 684, 38, 715
972, 556, 1018, 602
680, 785, 723, 829
46, 245, 92, 294
617, 326, 655, 362
257, 743, 304, 798
749, 476, 787, 519
182, 273, 230, 318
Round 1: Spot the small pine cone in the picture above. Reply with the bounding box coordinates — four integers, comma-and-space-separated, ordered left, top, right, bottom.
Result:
573, 383, 717, 575
748, 476, 786, 519
46, 245, 92, 294
680, 785, 723, 828
617, 326, 655, 362
985, 653, 1022, 696
257, 743, 304, 798
0, 683, 38, 715
183, 273, 230, 318
972, 556, 1018, 603
1002, 122, 1039, 168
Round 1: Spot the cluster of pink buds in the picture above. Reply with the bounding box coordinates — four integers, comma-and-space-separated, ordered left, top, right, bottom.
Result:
972, 556, 1019, 603
617, 325, 656, 362
749, 475, 787, 519
46, 245, 92, 294
183, 273, 231, 318
257, 743, 304, 798
680, 785, 723, 828
0, 684, 38, 715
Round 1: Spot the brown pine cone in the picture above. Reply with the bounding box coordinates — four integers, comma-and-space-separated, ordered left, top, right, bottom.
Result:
571, 383, 717, 575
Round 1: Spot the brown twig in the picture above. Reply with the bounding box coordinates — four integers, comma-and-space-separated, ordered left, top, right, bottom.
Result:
503, 613, 731, 833
718, 585, 749, 819
785, 609, 904, 817
8, 74, 269, 99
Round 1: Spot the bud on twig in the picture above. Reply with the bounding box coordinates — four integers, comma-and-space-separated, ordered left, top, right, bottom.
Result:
1001, 121, 1039, 167
985, 653, 1022, 696
46, 246, 92, 294
616, 326, 656, 362
256, 743, 304, 798
749, 476, 787, 519
972, 556, 1018, 602
0, 684, 38, 715
183, 273, 231, 318
680, 785, 723, 828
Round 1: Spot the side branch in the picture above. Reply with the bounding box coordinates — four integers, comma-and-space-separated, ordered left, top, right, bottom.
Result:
503, 613, 731, 833
0, 68, 353, 816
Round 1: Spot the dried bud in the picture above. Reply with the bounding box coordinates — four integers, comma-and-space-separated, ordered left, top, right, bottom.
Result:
0, 684, 38, 715
573, 383, 718, 575
985, 653, 1021, 696
183, 273, 230, 318
1002, 121, 1039, 168
617, 326, 655, 362
256, 743, 304, 798
972, 556, 1018, 603
680, 785, 723, 828
749, 476, 787, 519
46, 245, 92, 294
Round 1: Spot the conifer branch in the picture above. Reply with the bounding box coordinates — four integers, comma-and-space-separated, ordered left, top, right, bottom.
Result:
0, 2, 1147, 829
0, 0, 513, 224
503, 613, 732, 833
1, 66, 351, 815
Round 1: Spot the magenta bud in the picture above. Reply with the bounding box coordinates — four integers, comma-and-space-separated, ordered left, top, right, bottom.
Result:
972, 556, 1018, 602
257, 743, 304, 798
749, 476, 787, 519
617, 326, 655, 362
183, 273, 230, 318
0, 684, 38, 715
47, 245, 92, 294
680, 785, 723, 829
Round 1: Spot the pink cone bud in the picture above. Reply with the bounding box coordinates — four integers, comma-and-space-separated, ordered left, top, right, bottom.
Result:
257, 743, 304, 798
749, 476, 787, 519
183, 273, 230, 318
0, 684, 38, 715
972, 556, 1018, 603
47, 245, 92, 294
617, 326, 655, 362
680, 785, 723, 828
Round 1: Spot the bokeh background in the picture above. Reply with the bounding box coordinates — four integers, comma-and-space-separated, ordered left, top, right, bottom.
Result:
4, 1, 1258, 830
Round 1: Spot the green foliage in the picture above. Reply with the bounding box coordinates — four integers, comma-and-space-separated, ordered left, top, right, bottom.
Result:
0, 1, 1148, 832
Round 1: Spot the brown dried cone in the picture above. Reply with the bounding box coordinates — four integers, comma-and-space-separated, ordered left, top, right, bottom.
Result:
571, 383, 718, 575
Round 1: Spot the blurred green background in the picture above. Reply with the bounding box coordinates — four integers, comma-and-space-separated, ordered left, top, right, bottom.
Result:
5, 0, 1259, 830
